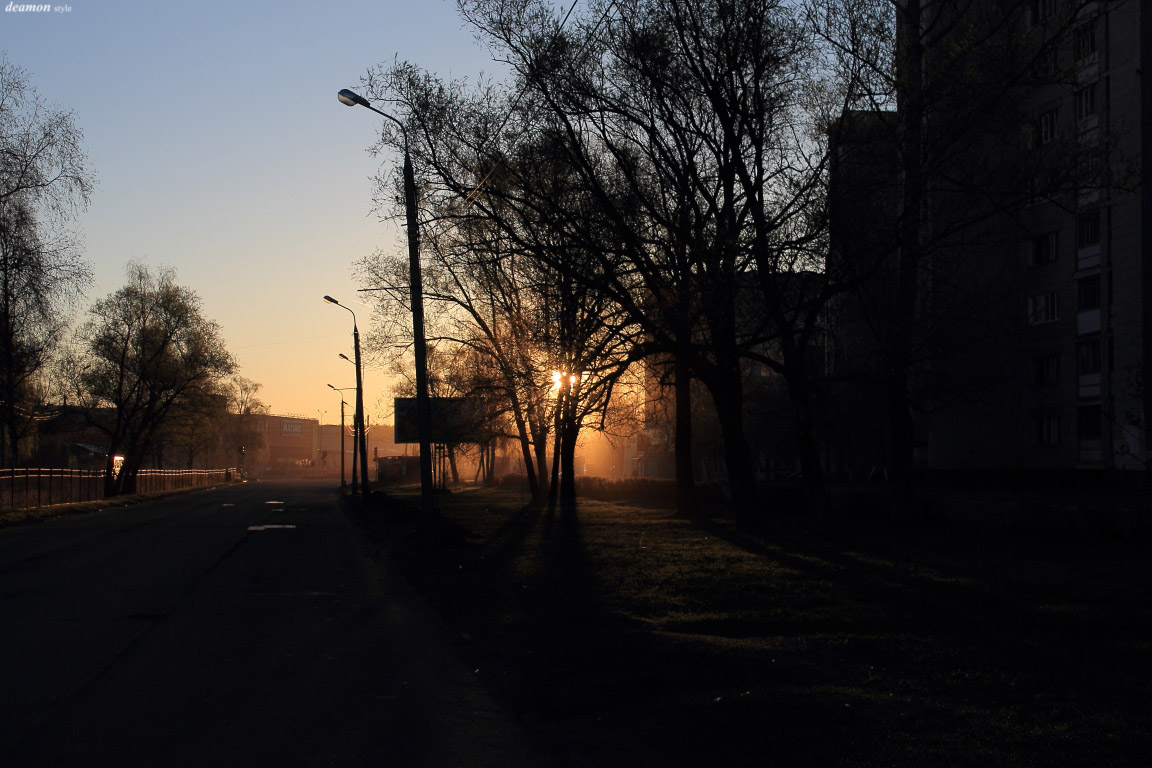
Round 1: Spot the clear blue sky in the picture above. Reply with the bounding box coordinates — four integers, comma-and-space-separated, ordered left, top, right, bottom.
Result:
1, 0, 501, 423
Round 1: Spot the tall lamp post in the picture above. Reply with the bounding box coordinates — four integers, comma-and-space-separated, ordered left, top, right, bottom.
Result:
328, 384, 353, 491
316, 409, 326, 471
338, 354, 361, 492
323, 295, 370, 496
338, 87, 435, 537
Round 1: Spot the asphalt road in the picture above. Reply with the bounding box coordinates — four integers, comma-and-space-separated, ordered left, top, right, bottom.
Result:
0, 478, 553, 767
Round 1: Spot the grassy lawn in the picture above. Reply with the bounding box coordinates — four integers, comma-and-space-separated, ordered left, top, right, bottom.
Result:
348, 484, 1150, 767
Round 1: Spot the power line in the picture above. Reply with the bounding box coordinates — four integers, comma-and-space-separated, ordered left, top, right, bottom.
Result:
232, 333, 348, 350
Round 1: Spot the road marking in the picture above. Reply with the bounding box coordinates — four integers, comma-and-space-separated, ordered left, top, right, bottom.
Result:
247, 525, 297, 531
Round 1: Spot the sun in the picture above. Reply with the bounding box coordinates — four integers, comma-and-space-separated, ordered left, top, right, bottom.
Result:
551, 371, 580, 391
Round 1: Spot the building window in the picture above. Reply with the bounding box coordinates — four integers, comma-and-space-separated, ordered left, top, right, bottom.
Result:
1029, 292, 1060, 325
1031, 231, 1058, 265
1077, 210, 1101, 248
1036, 46, 1058, 79
1077, 405, 1102, 440
1074, 21, 1097, 60
1076, 336, 1102, 375
1075, 84, 1096, 122
1037, 414, 1060, 446
1078, 147, 1103, 184
1039, 108, 1059, 144
1027, 0, 1058, 29
1033, 354, 1060, 387
1076, 210, 1102, 269
1077, 275, 1101, 310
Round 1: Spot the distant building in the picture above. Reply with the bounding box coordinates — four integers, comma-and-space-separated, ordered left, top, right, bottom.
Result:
227, 414, 396, 476
254, 414, 319, 471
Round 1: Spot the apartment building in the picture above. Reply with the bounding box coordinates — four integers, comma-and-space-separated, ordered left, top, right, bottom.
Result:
829, 0, 1149, 476
1015, 0, 1148, 470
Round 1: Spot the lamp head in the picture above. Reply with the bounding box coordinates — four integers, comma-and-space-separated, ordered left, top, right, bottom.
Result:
338, 89, 370, 108
323, 295, 339, 305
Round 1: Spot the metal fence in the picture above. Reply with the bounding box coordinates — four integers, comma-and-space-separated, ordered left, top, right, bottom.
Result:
0, 468, 237, 511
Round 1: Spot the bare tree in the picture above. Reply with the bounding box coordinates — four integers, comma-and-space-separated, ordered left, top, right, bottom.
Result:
228, 375, 269, 415
359, 130, 638, 512
154, 384, 229, 469
215, 375, 269, 473
444, 0, 835, 522
69, 263, 235, 496
358, 213, 558, 503
0, 54, 94, 465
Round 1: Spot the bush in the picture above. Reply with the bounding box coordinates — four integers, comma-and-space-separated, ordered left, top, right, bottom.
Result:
491, 473, 683, 503
575, 476, 678, 502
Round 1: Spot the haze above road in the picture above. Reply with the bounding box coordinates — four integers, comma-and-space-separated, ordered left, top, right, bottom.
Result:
0, 479, 552, 767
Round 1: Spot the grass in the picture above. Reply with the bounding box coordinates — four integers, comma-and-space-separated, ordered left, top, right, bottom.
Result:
346, 483, 1151, 767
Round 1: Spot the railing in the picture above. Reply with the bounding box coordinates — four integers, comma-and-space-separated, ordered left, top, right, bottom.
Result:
0, 468, 237, 511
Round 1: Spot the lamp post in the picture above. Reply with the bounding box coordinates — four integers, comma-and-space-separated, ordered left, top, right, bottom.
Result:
338, 87, 436, 538
316, 409, 326, 470
328, 384, 353, 491
323, 295, 370, 496
337, 355, 360, 492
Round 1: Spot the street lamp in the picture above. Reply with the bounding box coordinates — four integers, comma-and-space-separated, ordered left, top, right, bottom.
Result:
323, 295, 370, 496
338, 87, 436, 538
316, 409, 326, 471
328, 384, 353, 491
336, 355, 361, 492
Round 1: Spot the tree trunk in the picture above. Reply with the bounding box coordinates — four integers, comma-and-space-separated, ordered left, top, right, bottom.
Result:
2, 397, 13, 468
507, 389, 541, 500
532, 420, 550, 504
547, 390, 563, 513
1, 357, 18, 467
889, 0, 925, 522
886, 375, 917, 518
783, 366, 829, 521
121, 468, 138, 495
705, 366, 758, 527
448, 445, 460, 483
103, 454, 117, 497
559, 421, 578, 518
673, 353, 698, 521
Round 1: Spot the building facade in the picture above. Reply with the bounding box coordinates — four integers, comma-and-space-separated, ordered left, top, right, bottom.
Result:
1001, 0, 1148, 470
830, 0, 1149, 477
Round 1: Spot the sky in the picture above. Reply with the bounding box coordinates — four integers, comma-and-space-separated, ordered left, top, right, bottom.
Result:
1, 0, 503, 426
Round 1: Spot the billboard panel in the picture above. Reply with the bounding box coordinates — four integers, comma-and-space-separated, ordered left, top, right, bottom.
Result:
394, 398, 485, 444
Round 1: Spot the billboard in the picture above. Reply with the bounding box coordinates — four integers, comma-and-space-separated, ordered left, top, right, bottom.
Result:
394, 397, 485, 444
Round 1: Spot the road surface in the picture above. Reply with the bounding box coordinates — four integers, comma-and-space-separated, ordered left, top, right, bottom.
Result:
0, 478, 553, 767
